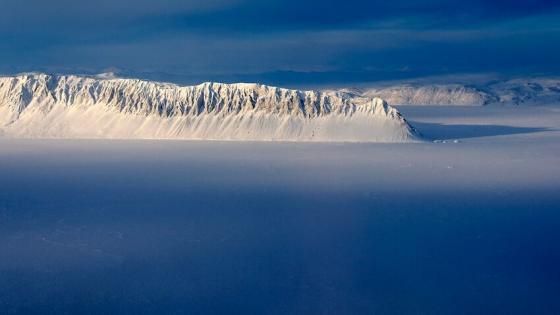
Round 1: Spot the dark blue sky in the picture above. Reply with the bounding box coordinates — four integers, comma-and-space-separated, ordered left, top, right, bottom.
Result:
1, 0, 559, 86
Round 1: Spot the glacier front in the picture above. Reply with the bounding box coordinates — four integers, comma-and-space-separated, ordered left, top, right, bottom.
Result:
0, 74, 418, 142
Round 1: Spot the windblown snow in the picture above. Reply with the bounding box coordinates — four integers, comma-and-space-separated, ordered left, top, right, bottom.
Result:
0, 74, 417, 142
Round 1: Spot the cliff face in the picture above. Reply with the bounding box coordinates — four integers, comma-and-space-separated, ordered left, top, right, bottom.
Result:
0, 74, 418, 142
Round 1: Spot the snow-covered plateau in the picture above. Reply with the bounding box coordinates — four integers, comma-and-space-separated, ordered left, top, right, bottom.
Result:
0, 73, 417, 142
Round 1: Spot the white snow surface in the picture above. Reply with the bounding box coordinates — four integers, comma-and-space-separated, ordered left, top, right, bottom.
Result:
1, 105, 560, 314
0, 73, 417, 142
332, 78, 560, 106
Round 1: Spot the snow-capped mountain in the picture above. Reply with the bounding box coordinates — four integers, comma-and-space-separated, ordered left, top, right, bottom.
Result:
332, 78, 560, 106
360, 85, 496, 106
0, 73, 418, 142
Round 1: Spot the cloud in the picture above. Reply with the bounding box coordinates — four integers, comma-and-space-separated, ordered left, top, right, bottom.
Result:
0, 0, 559, 85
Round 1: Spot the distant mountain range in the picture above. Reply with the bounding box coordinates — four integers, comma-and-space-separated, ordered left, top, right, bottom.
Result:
329, 78, 560, 106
